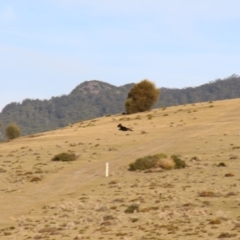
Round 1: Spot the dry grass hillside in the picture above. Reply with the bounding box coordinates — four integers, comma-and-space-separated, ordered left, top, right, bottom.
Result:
0, 98, 240, 240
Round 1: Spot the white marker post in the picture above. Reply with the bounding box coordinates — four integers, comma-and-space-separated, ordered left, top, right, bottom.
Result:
106, 162, 109, 177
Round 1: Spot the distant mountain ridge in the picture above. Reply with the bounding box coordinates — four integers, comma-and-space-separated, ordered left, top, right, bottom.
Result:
0, 75, 240, 138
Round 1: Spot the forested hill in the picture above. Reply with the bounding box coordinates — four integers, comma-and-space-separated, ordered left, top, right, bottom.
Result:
0, 80, 134, 136
159, 74, 240, 107
0, 75, 240, 137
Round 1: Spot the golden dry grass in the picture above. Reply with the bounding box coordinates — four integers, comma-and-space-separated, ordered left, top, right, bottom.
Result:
157, 158, 175, 169
0, 98, 240, 239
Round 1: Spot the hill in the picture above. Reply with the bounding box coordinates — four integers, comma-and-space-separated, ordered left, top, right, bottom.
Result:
0, 80, 134, 137
0, 74, 240, 137
0, 98, 240, 239
159, 74, 240, 106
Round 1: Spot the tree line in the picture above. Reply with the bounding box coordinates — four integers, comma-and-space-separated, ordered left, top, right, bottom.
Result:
1, 75, 240, 140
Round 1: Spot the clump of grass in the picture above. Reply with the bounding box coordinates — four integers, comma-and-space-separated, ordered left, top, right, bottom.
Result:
124, 204, 139, 213
30, 176, 42, 182
51, 152, 78, 162
209, 219, 221, 224
147, 114, 153, 120
198, 191, 218, 197
232, 146, 240, 150
218, 162, 226, 167
225, 173, 234, 177
131, 218, 139, 223
163, 113, 168, 116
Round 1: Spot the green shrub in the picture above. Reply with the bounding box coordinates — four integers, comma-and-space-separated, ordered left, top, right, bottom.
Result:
5, 123, 21, 140
51, 152, 78, 162
128, 153, 167, 171
125, 79, 160, 114
171, 155, 186, 169
128, 156, 157, 171
129, 153, 186, 171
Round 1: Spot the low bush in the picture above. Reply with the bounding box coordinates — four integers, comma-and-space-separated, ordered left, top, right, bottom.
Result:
128, 153, 186, 171
124, 204, 139, 213
171, 155, 186, 169
51, 152, 78, 162
128, 153, 166, 171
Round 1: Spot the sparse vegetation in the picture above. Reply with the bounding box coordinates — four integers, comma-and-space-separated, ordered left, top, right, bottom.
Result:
51, 152, 78, 162
5, 123, 21, 140
1, 97, 240, 240
125, 79, 160, 114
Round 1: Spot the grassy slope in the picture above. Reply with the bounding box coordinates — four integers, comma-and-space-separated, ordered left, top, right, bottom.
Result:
0, 98, 240, 239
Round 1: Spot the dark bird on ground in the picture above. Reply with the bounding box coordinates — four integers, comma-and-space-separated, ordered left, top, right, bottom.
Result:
117, 123, 133, 131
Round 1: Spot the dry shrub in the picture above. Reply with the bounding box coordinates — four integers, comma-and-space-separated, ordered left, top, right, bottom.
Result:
218, 233, 237, 238
199, 191, 219, 197
209, 219, 221, 224
51, 152, 78, 162
156, 158, 175, 170
124, 204, 139, 213
225, 173, 234, 177
30, 176, 42, 182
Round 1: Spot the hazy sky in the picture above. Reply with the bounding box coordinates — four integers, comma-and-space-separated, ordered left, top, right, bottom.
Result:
1, 0, 240, 111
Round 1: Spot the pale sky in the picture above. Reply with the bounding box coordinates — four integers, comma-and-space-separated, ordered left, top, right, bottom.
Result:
1, 0, 240, 111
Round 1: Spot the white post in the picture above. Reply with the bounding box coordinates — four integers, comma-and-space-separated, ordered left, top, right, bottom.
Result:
106, 162, 109, 177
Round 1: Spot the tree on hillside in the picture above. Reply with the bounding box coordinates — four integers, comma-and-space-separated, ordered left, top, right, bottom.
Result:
125, 79, 160, 114
5, 123, 21, 140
